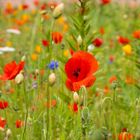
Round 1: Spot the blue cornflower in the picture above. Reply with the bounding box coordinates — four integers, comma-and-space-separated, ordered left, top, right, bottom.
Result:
48, 61, 59, 70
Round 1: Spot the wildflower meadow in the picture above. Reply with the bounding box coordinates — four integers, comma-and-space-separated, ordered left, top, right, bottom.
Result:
0, 0, 140, 140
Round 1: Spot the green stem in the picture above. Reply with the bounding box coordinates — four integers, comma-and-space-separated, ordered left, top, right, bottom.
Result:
21, 81, 28, 140
46, 18, 55, 140
113, 89, 117, 140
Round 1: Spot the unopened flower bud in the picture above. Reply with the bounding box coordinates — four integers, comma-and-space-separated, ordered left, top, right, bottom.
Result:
77, 35, 82, 45
88, 44, 95, 52
35, 69, 39, 75
73, 92, 79, 103
82, 107, 89, 120
48, 73, 56, 85
6, 129, 12, 138
40, 10, 47, 15
15, 73, 24, 84
21, 55, 26, 61
53, 3, 64, 19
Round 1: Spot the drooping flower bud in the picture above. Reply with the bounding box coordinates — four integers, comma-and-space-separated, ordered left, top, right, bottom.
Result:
21, 55, 26, 61
15, 72, 24, 84
73, 92, 79, 103
53, 3, 64, 19
6, 129, 12, 138
35, 69, 39, 75
48, 73, 56, 85
77, 35, 82, 46
88, 44, 95, 52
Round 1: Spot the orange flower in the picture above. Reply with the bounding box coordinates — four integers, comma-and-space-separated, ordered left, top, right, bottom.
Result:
125, 76, 136, 85
109, 76, 117, 84
4, 2, 14, 15
104, 86, 110, 94
133, 30, 140, 39
15, 19, 25, 26
44, 99, 57, 108
118, 132, 133, 140
99, 27, 105, 35
40, 69, 45, 76
52, 32, 63, 44
31, 53, 38, 61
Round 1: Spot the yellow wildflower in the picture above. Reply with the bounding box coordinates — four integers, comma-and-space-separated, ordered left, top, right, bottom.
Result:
31, 53, 38, 61
6, 41, 12, 47
22, 14, 30, 23
122, 44, 132, 55
35, 45, 42, 53
63, 49, 69, 57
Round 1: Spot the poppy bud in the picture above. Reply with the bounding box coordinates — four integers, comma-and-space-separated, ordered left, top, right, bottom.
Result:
77, 35, 82, 45
92, 38, 103, 47
35, 69, 39, 75
40, 10, 47, 15
53, 3, 64, 19
73, 92, 79, 103
21, 55, 26, 61
82, 107, 89, 120
6, 129, 12, 138
88, 44, 95, 52
48, 73, 56, 85
15, 72, 24, 84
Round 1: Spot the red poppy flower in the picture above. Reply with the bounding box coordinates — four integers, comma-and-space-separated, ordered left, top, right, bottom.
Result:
16, 120, 24, 128
40, 3, 47, 10
101, 0, 111, 5
92, 38, 103, 47
109, 76, 117, 84
0, 117, 6, 130
52, 32, 63, 44
118, 132, 133, 140
0, 101, 8, 109
70, 48, 74, 56
73, 103, 78, 112
42, 39, 49, 47
0, 61, 24, 80
118, 36, 130, 45
65, 51, 98, 91
133, 30, 140, 39
22, 4, 29, 10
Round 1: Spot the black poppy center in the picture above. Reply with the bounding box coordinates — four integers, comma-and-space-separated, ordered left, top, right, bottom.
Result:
73, 68, 81, 78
